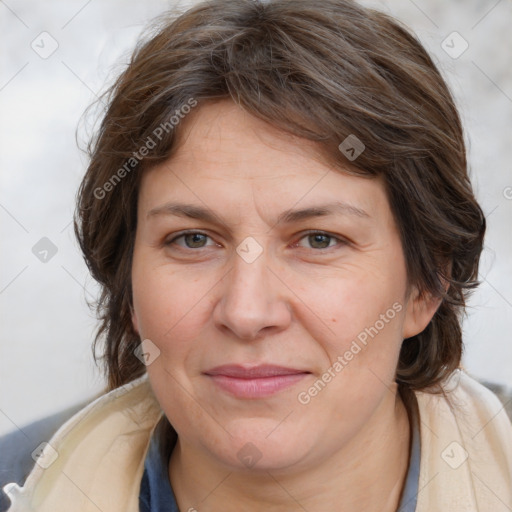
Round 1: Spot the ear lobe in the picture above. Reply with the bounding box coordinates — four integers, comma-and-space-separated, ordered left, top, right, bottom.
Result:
402, 286, 442, 339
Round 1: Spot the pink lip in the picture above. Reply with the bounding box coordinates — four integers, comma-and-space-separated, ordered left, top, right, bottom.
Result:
204, 365, 310, 398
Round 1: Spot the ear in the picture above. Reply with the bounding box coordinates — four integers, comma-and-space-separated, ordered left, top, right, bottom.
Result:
402, 286, 442, 339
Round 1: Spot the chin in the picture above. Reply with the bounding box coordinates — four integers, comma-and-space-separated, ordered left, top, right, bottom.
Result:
206, 422, 312, 472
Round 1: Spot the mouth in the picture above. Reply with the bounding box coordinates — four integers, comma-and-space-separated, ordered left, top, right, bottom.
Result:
203, 364, 311, 399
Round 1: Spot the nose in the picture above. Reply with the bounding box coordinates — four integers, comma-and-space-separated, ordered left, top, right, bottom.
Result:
212, 248, 292, 341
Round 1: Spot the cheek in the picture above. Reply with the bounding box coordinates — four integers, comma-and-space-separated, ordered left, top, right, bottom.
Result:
132, 266, 208, 424
132, 254, 201, 337
131, 257, 221, 384
299, 288, 405, 425
316, 274, 406, 348
306, 265, 407, 406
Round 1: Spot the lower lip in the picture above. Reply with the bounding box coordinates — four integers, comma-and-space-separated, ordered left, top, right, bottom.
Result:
207, 373, 309, 398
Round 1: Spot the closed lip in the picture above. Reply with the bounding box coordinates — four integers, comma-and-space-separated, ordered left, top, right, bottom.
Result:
204, 364, 311, 378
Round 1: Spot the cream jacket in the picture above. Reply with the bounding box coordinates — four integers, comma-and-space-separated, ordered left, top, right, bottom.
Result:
4, 370, 512, 511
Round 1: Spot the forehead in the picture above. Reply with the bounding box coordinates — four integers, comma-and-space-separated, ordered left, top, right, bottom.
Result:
138, 99, 391, 225
166, 99, 333, 175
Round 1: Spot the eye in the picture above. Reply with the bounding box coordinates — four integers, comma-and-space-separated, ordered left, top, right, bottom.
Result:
164, 230, 347, 252
294, 231, 347, 250
165, 231, 216, 249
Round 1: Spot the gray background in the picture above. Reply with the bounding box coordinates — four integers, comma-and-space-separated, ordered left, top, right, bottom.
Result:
1, 0, 511, 437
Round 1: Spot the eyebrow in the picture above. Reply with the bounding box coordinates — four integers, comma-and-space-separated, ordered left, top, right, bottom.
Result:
147, 200, 370, 225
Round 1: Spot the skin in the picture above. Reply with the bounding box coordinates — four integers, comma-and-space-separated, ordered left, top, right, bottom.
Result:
131, 99, 439, 511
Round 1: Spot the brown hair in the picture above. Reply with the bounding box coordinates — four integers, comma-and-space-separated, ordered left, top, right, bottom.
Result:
74, 0, 485, 392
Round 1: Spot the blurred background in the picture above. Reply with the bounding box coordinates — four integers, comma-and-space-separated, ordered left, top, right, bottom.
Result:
1, 0, 511, 437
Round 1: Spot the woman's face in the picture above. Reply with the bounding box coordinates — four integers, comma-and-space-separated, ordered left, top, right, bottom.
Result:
131, 99, 434, 472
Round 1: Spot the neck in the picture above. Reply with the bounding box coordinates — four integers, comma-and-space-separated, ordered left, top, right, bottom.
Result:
168, 385, 411, 512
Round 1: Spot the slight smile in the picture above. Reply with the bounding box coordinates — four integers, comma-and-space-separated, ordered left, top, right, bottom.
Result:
204, 365, 312, 399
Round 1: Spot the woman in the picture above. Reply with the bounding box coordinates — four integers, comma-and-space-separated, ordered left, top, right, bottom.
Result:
3, 0, 511, 510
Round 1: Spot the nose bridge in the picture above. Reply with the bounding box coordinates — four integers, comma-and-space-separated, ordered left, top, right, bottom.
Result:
213, 241, 290, 340
231, 245, 270, 301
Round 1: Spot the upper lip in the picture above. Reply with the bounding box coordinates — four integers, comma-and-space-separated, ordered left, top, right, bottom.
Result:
204, 364, 310, 379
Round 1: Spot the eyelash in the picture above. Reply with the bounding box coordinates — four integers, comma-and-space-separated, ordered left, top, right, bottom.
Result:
164, 230, 348, 252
